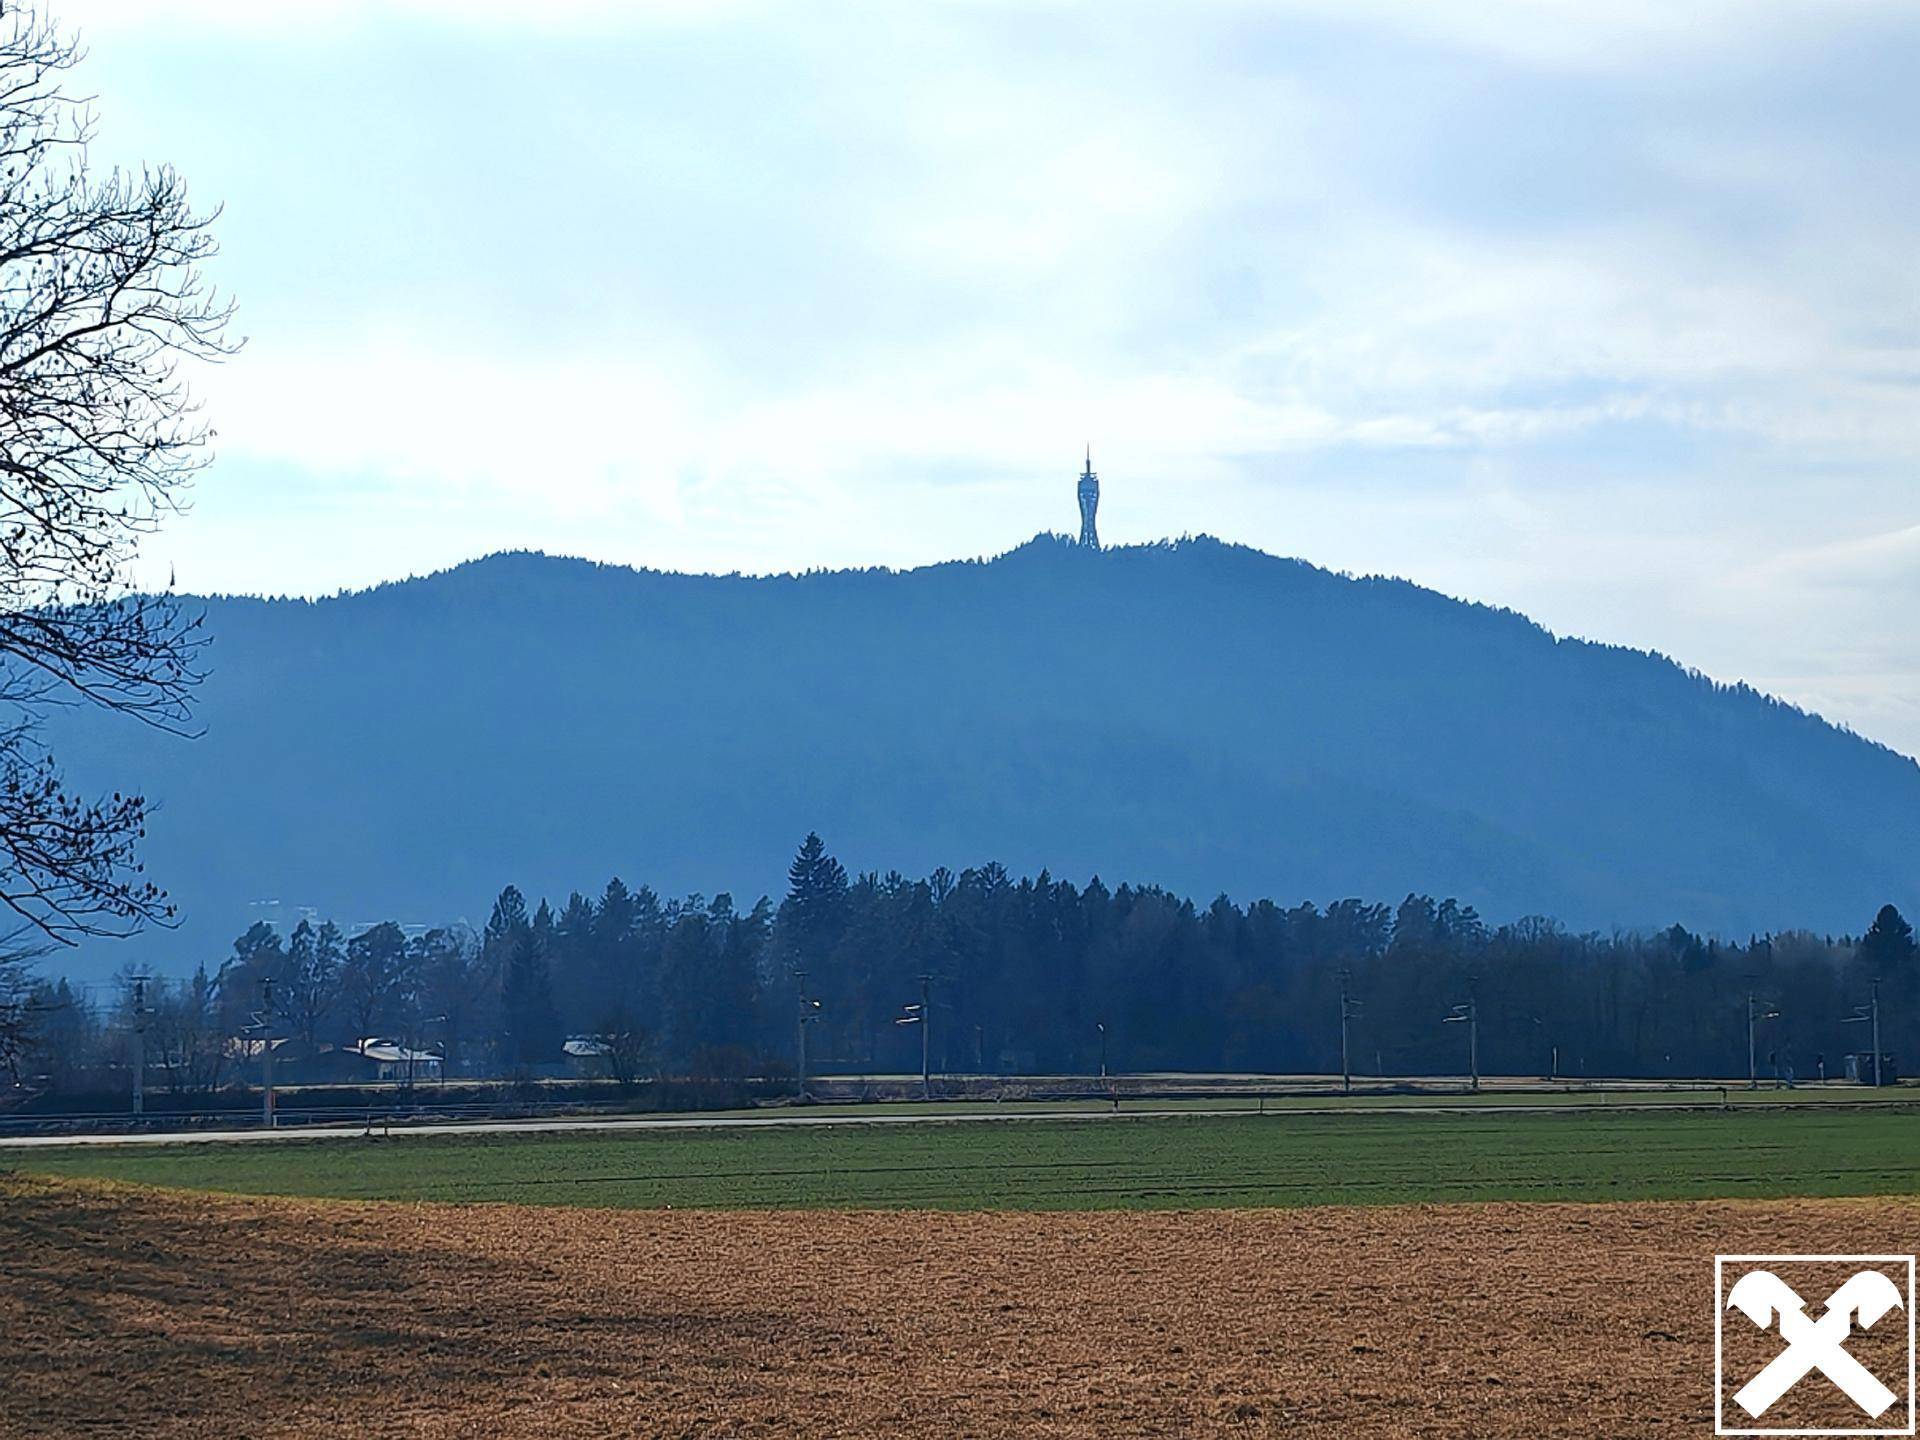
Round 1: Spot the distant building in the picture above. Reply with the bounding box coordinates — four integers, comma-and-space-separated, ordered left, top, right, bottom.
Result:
1845, 1051, 1899, 1085
349, 1038, 444, 1082
563, 1036, 614, 1078
1078, 448, 1100, 549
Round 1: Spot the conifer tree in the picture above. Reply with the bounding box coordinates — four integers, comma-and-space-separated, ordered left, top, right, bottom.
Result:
1860, 903, 1915, 973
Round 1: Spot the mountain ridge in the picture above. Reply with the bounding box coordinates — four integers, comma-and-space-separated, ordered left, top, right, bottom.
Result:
44, 533, 1920, 980
323, 537, 1909, 759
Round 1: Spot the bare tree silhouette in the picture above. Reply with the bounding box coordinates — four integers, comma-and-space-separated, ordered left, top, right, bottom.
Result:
0, 3, 234, 942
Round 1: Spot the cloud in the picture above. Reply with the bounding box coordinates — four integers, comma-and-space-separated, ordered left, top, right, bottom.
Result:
75, 0, 751, 38
69, 0, 1920, 754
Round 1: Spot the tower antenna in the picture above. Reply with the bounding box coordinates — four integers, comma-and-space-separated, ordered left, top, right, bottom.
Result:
1077, 449, 1101, 550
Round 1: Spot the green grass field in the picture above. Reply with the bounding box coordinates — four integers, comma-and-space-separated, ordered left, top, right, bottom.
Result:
489, 1084, 1911, 1116
7, 1106, 1920, 1211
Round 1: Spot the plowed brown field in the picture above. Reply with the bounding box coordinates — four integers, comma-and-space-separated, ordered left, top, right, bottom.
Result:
4, 1175, 1917, 1438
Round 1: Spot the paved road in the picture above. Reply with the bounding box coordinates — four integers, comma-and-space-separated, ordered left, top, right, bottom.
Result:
4, 1094, 1912, 1148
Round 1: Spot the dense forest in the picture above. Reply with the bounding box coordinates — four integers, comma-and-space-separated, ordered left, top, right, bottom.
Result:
4, 834, 1913, 1093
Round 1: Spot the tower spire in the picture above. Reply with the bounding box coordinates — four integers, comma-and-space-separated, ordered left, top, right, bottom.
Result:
1076, 448, 1100, 550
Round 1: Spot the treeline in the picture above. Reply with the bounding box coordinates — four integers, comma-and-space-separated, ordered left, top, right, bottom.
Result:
4, 832, 1916, 1092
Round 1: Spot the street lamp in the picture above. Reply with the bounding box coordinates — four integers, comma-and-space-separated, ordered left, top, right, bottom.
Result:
1746, 992, 1780, 1090
1096, 1021, 1108, 1081
793, 969, 820, 1100
1444, 990, 1479, 1093
246, 975, 278, 1128
894, 974, 932, 1099
1842, 978, 1883, 1087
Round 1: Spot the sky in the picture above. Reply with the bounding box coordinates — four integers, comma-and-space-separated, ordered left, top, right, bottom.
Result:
72, 0, 1920, 755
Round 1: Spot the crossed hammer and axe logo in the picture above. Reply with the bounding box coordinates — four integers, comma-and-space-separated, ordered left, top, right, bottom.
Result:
1726, 1269, 1907, 1419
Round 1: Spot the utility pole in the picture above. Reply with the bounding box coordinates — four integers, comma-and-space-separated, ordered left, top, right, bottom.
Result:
1445, 984, 1478, 1092
1746, 992, 1780, 1090
1469, 992, 1478, 1093
1096, 1021, 1107, 1080
1844, 980, 1883, 1087
919, 973, 931, 1098
795, 968, 806, 1097
1747, 991, 1756, 1090
129, 974, 152, 1121
258, 976, 276, 1128
794, 970, 819, 1100
1339, 967, 1362, 1095
894, 975, 932, 1099
1874, 977, 1883, 1089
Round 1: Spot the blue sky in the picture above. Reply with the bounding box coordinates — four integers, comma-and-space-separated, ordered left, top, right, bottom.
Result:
76, 1, 1920, 754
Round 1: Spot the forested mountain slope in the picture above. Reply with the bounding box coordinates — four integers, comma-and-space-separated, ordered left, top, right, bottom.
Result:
49, 535, 1920, 977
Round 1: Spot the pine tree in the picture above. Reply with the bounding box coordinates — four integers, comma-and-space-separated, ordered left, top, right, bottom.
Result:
780, 832, 848, 967
552, 890, 598, 1030
485, 885, 531, 948
497, 894, 561, 1067
1860, 903, 1916, 972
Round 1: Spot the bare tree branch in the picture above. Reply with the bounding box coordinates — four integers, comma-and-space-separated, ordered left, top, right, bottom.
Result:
0, 2, 232, 944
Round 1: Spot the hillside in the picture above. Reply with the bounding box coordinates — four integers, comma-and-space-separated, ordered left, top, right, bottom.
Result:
44, 535, 1920, 978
